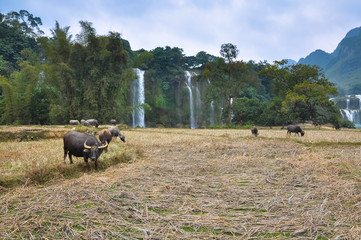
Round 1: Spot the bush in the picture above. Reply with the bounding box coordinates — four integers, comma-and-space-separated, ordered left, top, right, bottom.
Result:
340, 119, 355, 128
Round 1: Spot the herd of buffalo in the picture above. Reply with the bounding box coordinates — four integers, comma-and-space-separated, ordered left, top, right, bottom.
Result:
63, 119, 305, 169
63, 119, 125, 170
251, 124, 305, 137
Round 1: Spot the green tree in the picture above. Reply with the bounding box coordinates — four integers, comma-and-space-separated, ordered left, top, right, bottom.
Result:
203, 44, 259, 124
133, 50, 153, 69
0, 75, 16, 123
146, 46, 186, 126
262, 61, 339, 126
38, 21, 74, 123
220, 43, 239, 63
0, 10, 43, 76
232, 97, 265, 125
0, 48, 46, 124
282, 80, 338, 125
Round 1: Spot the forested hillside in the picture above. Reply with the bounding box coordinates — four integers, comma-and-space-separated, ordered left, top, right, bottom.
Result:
298, 26, 361, 94
0, 10, 344, 128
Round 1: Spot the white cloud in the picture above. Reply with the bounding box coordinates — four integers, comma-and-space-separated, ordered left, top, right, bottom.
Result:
2, 0, 361, 62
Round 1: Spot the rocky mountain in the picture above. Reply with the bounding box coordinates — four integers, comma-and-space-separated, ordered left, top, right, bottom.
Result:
298, 26, 361, 93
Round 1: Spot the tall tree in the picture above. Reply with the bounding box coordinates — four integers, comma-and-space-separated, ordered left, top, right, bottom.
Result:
0, 10, 43, 76
282, 80, 338, 125
262, 61, 339, 125
203, 44, 259, 124
38, 21, 74, 123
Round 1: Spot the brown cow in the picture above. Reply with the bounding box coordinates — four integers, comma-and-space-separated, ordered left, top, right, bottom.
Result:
98, 129, 112, 152
251, 125, 259, 137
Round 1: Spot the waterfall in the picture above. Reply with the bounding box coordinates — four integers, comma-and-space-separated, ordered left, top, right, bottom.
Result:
210, 101, 215, 126
185, 71, 196, 129
132, 69, 145, 128
337, 95, 361, 128
195, 81, 202, 126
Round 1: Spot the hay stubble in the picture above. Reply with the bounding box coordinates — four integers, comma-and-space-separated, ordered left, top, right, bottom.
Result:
0, 127, 361, 239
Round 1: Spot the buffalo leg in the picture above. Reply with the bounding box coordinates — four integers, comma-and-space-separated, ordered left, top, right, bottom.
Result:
69, 154, 73, 164
63, 150, 68, 163
94, 160, 98, 170
84, 157, 90, 170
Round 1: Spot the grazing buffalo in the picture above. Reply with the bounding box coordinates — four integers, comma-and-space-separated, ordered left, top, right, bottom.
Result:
251, 125, 259, 137
108, 126, 126, 143
69, 120, 80, 125
86, 119, 99, 127
98, 129, 112, 152
110, 119, 117, 125
63, 131, 108, 170
287, 125, 305, 136
81, 119, 90, 126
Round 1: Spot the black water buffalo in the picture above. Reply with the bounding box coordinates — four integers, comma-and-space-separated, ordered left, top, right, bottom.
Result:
69, 120, 80, 125
108, 126, 126, 142
251, 125, 259, 137
86, 119, 99, 127
63, 131, 108, 170
287, 125, 305, 136
110, 119, 117, 125
99, 129, 112, 152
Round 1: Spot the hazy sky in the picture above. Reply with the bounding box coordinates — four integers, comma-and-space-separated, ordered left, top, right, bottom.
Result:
2, 0, 361, 62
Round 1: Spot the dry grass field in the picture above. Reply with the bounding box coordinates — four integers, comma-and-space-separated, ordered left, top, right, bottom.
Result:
1, 125, 361, 239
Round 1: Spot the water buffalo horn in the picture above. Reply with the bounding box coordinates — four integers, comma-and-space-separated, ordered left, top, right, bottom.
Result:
98, 141, 108, 149
84, 140, 92, 149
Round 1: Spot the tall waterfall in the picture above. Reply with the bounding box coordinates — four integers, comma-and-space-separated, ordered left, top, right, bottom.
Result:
210, 101, 215, 126
336, 95, 361, 128
185, 71, 196, 129
132, 69, 145, 128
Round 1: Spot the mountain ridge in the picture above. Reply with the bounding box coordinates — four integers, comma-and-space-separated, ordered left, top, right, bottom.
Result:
297, 26, 361, 93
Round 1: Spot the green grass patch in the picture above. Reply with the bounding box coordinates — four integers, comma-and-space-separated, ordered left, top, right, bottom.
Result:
191, 210, 208, 215
181, 226, 211, 234
73, 224, 86, 231
228, 208, 255, 212
0, 129, 67, 142
147, 207, 173, 214
0, 147, 135, 190
75, 203, 96, 209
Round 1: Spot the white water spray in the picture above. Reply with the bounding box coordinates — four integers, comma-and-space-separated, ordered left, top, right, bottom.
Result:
132, 69, 145, 128
185, 71, 196, 129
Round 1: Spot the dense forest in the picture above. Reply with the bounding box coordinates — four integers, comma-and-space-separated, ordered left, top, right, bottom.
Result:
0, 10, 350, 128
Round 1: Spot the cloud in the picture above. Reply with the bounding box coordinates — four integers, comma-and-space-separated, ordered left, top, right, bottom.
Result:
2, 0, 361, 62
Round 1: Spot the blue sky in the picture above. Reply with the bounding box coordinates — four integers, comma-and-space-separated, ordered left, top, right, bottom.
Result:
2, 0, 361, 62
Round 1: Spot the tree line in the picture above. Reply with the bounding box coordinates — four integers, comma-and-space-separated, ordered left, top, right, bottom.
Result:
0, 10, 349, 128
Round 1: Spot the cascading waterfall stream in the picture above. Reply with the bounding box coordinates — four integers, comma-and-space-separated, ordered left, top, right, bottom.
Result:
337, 95, 361, 128
185, 71, 196, 129
132, 69, 145, 128
210, 101, 215, 126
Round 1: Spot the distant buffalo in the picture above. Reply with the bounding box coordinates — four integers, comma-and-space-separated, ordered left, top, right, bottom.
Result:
108, 126, 126, 143
69, 120, 80, 125
63, 131, 108, 170
287, 125, 305, 136
251, 125, 258, 137
110, 119, 117, 125
86, 119, 99, 127
81, 119, 90, 126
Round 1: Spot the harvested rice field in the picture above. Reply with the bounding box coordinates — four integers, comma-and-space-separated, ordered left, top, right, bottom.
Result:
1, 126, 361, 239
